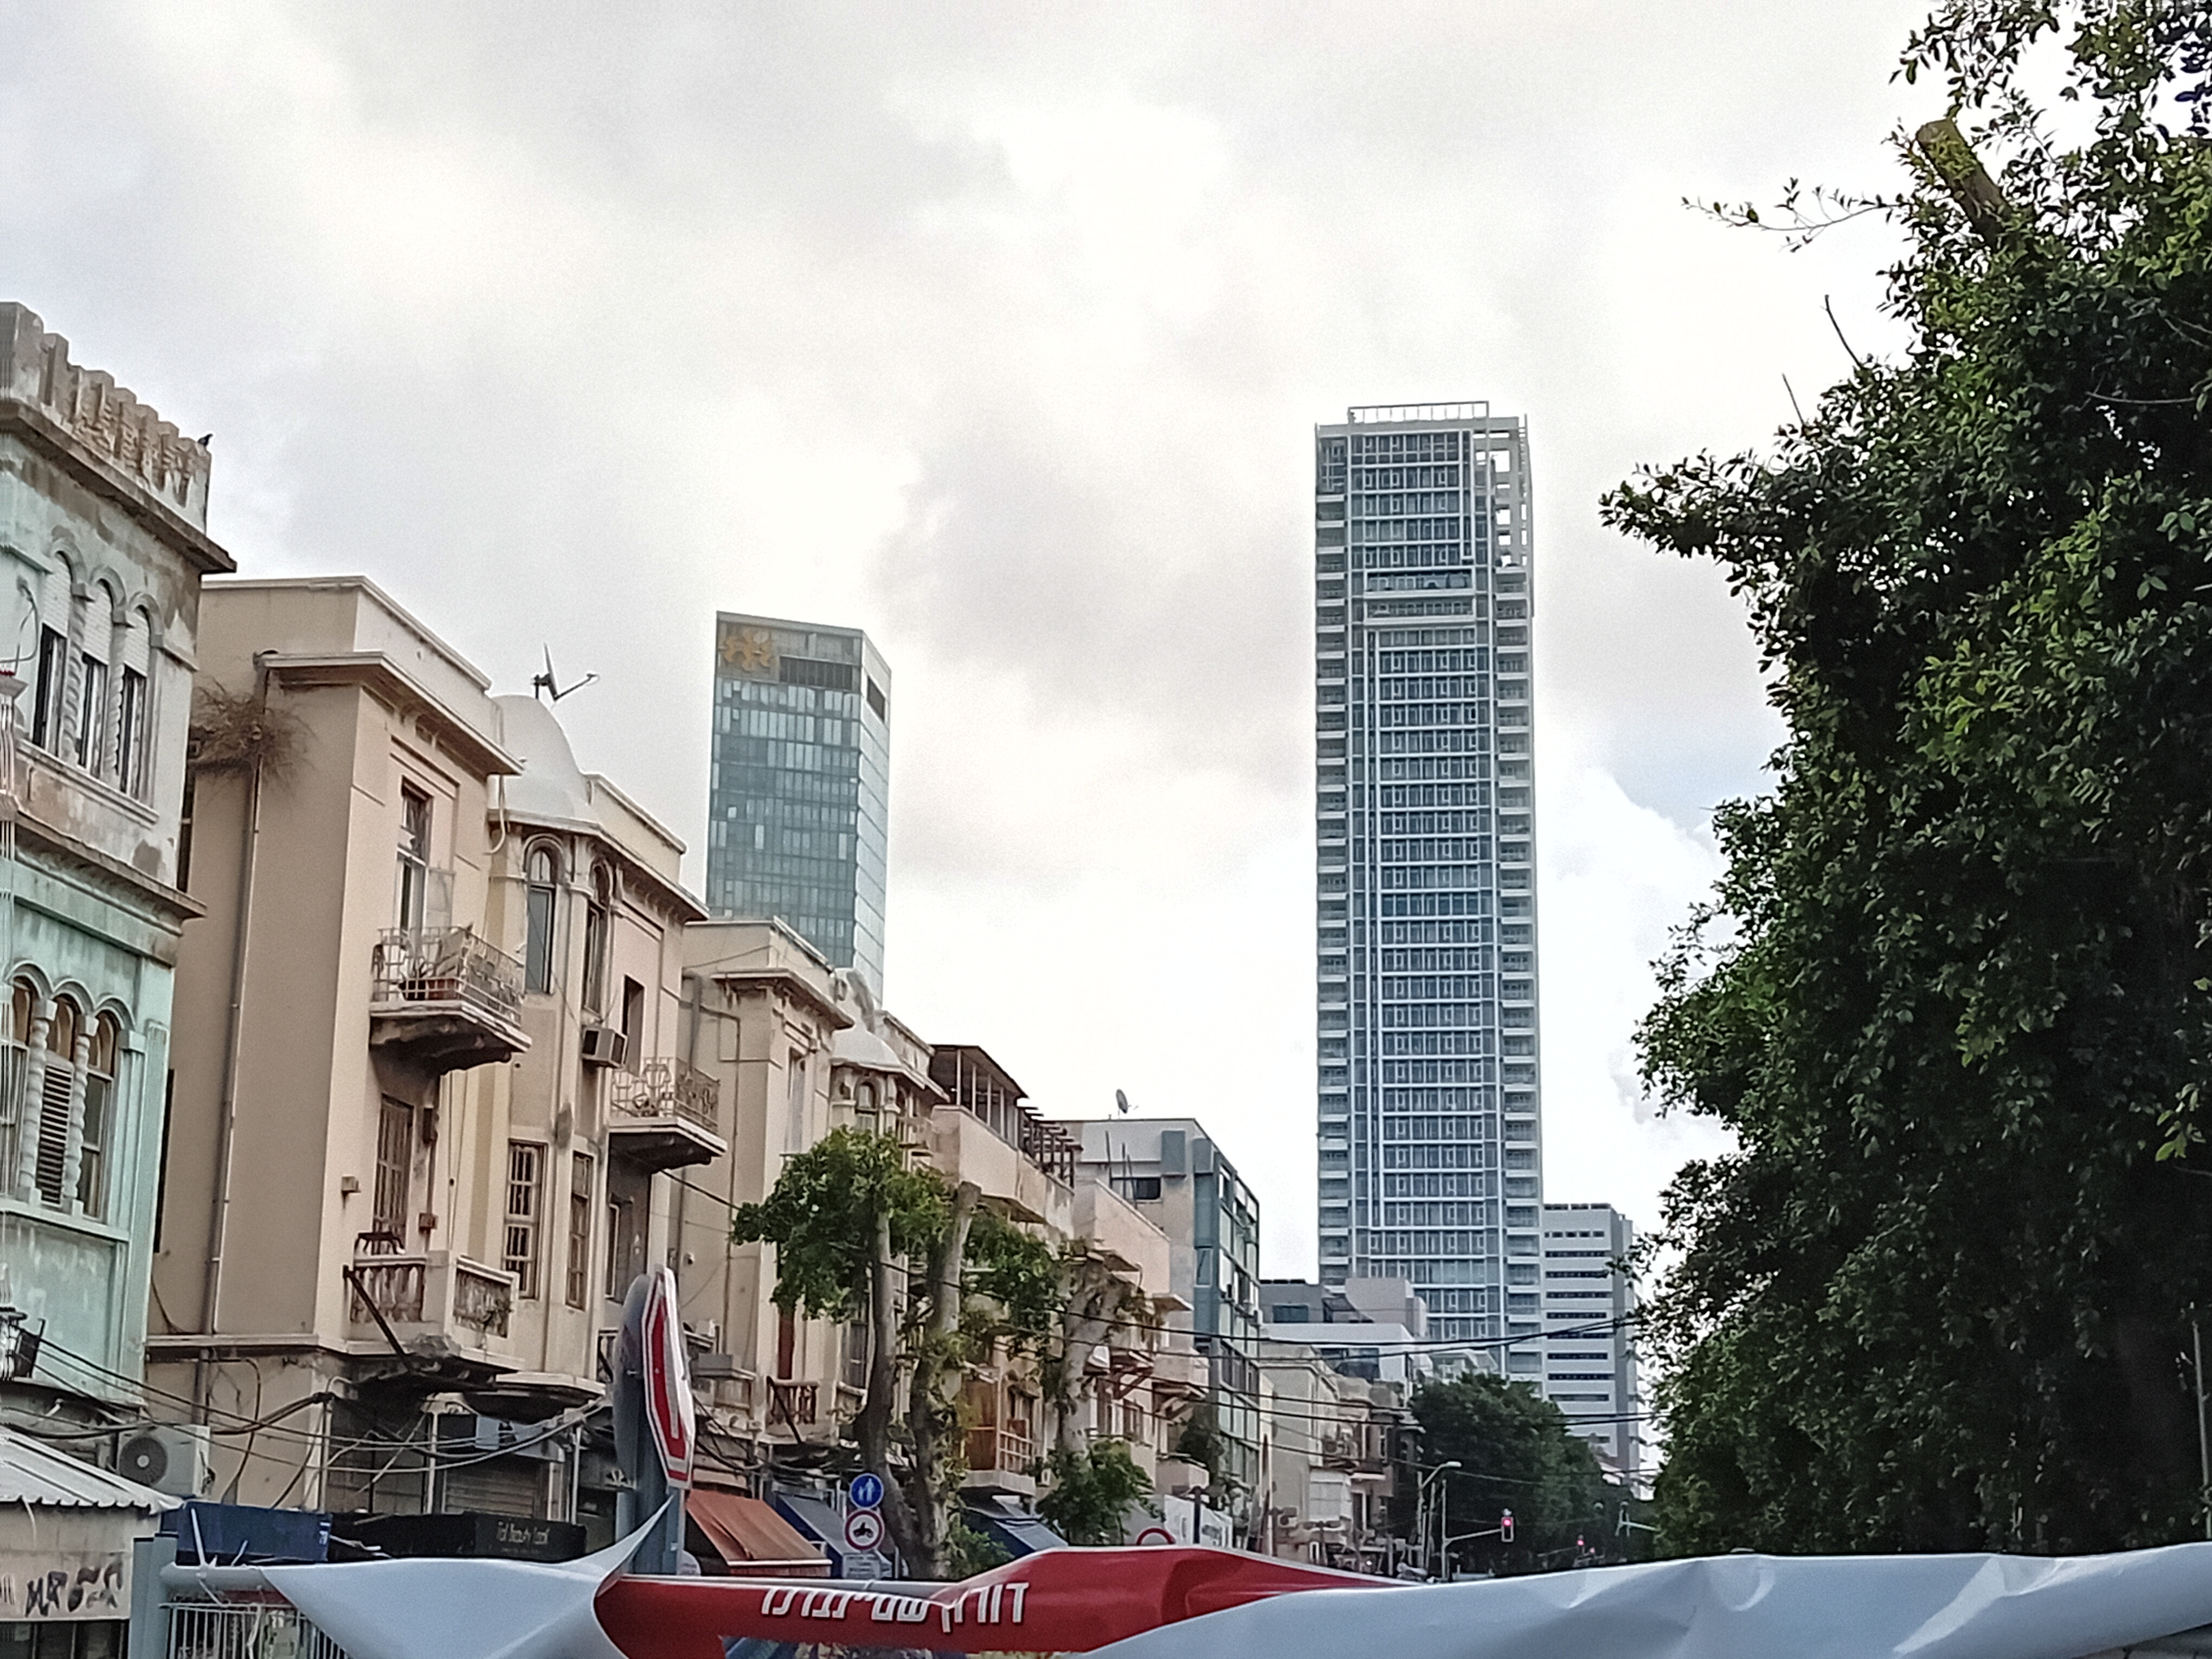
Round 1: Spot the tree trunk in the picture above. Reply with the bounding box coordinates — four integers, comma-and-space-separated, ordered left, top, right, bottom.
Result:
857, 1207, 920, 1567
903, 1179, 979, 1578
1052, 1254, 1121, 1455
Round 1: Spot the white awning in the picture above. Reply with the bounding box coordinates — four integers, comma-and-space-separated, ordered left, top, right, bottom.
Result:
0, 1427, 175, 1512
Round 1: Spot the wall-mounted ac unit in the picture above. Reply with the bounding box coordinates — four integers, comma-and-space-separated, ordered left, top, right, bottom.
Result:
579, 1025, 626, 1069
117, 1424, 213, 1499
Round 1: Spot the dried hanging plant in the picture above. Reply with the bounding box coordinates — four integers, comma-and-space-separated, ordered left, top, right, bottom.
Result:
188, 684, 303, 776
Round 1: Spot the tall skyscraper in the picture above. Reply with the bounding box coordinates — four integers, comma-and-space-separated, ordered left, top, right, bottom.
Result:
1314, 404, 1538, 1346
707, 612, 891, 993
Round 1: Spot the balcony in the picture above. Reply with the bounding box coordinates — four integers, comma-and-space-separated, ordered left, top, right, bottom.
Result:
345, 1248, 516, 1384
927, 1108, 1071, 1231
962, 1421, 1037, 1496
369, 927, 529, 1071
605, 1058, 725, 1172
767, 1380, 818, 1429
1149, 1346, 1208, 1398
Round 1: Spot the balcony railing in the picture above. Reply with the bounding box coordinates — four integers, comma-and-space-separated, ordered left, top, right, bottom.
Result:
368, 927, 529, 1071
604, 1058, 725, 1172
607, 1058, 719, 1133
964, 1421, 1036, 1474
372, 927, 525, 1023
348, 1249, 513, 1342
768, 1380, 818, 1427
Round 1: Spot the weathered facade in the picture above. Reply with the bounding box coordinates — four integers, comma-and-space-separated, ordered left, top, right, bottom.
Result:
0, 306, 228, 1433
150, 577, 712, 1535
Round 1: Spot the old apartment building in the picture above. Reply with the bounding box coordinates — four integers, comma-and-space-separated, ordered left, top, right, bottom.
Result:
151, 577, 714, 1529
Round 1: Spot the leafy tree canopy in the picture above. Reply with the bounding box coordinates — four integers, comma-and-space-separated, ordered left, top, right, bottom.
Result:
729, 1126, 946, 1321
1409, 1374, 1611, 1569
1604, 0, 2212, 1555
1038, 1439, 1156, 1546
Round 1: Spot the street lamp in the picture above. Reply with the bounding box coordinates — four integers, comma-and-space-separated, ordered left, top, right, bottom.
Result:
1416, 1461, 1461, 1580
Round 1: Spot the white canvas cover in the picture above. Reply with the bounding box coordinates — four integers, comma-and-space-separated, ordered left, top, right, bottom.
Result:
1092, 1545, 2212, 1659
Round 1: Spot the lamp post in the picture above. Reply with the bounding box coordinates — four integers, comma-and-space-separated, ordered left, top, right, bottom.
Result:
1416, 1461, 1461, 1579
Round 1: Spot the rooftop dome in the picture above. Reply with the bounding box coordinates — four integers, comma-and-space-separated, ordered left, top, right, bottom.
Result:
493, 694, 599, 831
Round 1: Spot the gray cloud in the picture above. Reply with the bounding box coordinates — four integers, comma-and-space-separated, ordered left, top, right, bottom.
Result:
3, 0, 1930, 1269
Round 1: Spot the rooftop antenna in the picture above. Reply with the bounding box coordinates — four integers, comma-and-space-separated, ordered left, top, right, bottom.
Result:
1115, 1089, 1133, 1115
532, 646, 599, 703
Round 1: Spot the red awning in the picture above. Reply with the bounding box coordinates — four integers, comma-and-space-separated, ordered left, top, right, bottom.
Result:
685, 1490, 828, 1578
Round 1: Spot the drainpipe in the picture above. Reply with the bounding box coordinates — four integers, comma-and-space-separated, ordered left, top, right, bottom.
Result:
195, 655, 271, 1423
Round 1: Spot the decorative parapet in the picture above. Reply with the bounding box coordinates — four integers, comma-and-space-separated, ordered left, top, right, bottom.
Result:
0, 303, 213, 530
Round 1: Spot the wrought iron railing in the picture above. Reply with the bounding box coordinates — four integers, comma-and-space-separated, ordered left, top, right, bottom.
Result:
166, 1602, 349, 1659
370, 927, 524, 1025
607, 1057, 720, 1133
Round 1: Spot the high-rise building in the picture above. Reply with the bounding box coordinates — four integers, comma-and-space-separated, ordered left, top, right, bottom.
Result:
706, 613, 891, 993
1314, 403, 1538, 1345
1538, 1202, 1642, 1487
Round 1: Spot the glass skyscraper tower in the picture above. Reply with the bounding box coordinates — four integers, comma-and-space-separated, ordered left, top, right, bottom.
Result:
1314, 404, 1539, 1346
707, 612, 891, 993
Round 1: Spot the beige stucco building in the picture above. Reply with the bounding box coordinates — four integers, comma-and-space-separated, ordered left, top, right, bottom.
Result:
150, 577, 715, 1533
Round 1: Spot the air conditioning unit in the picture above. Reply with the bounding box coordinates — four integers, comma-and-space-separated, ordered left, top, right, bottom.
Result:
117, 1424, 213, 1498
579, 1025, 626, 1069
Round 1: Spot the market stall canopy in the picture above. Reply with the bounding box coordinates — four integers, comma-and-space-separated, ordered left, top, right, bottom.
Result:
0, 1429, 176, 1512
684, 1490, 826, 1577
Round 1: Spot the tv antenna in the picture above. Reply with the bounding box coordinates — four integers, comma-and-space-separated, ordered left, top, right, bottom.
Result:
1115, 1089, 1134, 1115
532, 647, 599, 703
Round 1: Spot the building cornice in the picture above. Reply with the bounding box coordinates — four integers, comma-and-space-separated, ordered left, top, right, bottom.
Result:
262, 652, 521, 779
14, 806, 202, 925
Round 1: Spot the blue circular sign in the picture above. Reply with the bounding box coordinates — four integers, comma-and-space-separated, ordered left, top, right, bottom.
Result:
848, 1472, 885, 1510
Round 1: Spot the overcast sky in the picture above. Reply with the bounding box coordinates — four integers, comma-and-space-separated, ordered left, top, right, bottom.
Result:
3, 1, 1931, 1276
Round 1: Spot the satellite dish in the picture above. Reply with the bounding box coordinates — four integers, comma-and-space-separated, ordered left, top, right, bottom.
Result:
532, 646, 599, 703
1115, 1089, 1133, 1115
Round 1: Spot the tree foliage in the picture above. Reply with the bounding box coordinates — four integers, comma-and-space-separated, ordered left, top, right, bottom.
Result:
1603, 0, 2212, 1555
731, 1127, 1064, 1576
1408, 1375, 1611, 1571
1038, 1439, 1156, 1546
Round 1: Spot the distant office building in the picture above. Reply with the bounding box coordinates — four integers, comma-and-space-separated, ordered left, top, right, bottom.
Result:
1074, 1119, 1262, 1528
706, 613, 891, 993
1536, 1202, 1641, 1484
1314, 403, 1540, 1343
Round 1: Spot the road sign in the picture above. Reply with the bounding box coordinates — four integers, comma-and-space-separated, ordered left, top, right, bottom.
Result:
639, 1267, 695, 1489
1135, 1526, 1175, 1546
844, 1508, 885, 1553
848, 1471, 884, 1510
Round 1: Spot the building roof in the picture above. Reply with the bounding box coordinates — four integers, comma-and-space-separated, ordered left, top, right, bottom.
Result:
0, 1429, 178, 1512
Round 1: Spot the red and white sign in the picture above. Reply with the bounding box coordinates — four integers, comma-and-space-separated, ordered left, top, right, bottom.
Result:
1135, 1526, 1175, 1546
843, 1508, 885, 1553
639, 1266, 695, 1489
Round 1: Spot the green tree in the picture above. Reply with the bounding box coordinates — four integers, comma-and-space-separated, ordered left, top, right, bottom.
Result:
731, 1127, 1060, 1576
1038, 1439, 1156, 1546
1603, 0, 2212, 1555
1407, 1375, 1610, 1572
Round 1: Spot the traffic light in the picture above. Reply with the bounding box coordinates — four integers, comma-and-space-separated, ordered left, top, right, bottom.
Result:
1500, 1508, 1515, 1544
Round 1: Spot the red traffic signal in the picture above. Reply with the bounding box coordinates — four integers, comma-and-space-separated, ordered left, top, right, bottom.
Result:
1500, 1508, 1515, 1544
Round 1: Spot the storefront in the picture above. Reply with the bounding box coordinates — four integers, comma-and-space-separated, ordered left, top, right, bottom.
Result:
0, 1430, 173, 1658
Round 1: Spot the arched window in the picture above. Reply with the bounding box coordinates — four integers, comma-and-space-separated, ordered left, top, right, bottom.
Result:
71, 589, 117, 774
0, 981, 30, 1194
33, 998, 80, 1205
29, 562, 72, 754
524, 844, 560, 995
855, 1080, 878, 1116
78, 1013, 119, 1218
581, 863, 612, 1015
114, 609, 153, 798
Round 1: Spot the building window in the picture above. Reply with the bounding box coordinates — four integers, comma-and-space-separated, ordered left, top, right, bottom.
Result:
77, 1013, 119, 1219
115, 666, 150, 798
29, 626, 66, 752
72, 651, 108, 774
605, 1189, 638, 1302
524, 845, 559, 994
504, 1142, 544, 1299
396, 786, 431, 931
565, 1154, 594, 1308
372, 1098, 414, 1246
785, 1051, 808, 1150
581, 864, 612, 1014
0, 981, 29, 1195
619, 977, 644, 1072
31, 998, 80, 1206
